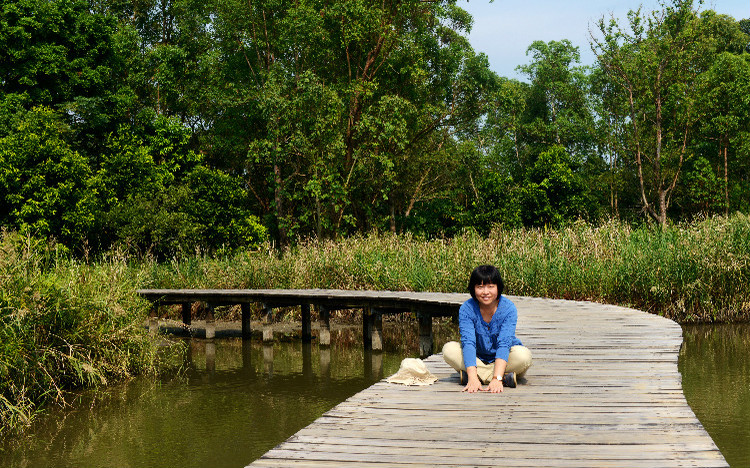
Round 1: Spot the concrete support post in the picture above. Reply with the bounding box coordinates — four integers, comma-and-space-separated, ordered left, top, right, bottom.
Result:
363, 308, 383, 352
241, 303, 252, 340
318, 306, 331, 347
417, 311, 433, 358
181, 302, 192, 326
205, 303, 215, 340
363, 308, 373, 350
372, 311, 383, 352
148, 304, 158, 334
262, 304, 274, 343
301, 304, 312, 343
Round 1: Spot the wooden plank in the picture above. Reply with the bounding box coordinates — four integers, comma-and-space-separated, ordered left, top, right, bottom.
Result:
134, 288, 724, 467
237, 291, 727, 467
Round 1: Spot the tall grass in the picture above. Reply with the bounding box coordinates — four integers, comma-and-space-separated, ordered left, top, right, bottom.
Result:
3, 215, 748, 436
0, 232, 172, 437
140, 215, 750, 322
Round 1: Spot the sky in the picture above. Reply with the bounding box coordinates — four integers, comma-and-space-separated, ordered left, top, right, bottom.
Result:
459, 0, 750, 80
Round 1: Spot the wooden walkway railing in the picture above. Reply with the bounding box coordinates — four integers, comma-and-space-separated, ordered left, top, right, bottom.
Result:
138, 289, 727, 467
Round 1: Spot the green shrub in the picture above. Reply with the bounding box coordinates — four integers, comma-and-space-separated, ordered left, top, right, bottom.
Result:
0, 232, 171, 436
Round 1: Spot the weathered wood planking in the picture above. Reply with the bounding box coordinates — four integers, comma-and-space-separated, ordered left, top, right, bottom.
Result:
246, 294, 727, 468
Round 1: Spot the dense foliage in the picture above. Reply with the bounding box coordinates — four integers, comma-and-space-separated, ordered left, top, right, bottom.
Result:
0, 231, 171, 437
2, 0, 749, 254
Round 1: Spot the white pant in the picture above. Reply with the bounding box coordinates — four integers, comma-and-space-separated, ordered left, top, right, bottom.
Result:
442, 341, 532, 384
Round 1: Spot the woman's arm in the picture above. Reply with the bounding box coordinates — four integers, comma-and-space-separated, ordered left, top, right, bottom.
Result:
462, 366, 483, 393
486, 359, 508, 393
457, 301, 478, 369
494, 299, 518, 363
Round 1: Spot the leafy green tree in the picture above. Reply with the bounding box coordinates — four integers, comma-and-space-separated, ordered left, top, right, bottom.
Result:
0, 0, 131, 158
94, 115, 265, 256
480, 78, 530, 181
463, 170, 522, 233
676, 156, 724, 215
208, 0, 496, 243
0, 107, 96, 247
517, 40, 596, 161
592, 0, 726, 225
696, 52, 750, 215
517, 145, 592, 227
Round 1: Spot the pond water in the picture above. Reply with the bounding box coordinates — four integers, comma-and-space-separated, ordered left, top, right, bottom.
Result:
1, 321, 748, 468
679, 323, 750, 468
0, 322, 455, 468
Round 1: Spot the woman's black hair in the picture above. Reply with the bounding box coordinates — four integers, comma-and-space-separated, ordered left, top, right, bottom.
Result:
468, 265, 504, 299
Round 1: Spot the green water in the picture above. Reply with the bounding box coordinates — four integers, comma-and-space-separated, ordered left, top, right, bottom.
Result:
0, 337, 409, 468
1, 322, 747, 468
679, 324, 750, 468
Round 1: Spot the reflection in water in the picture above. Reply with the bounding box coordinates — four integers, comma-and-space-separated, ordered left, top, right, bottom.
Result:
319, 347, 330, 377
205, 341, 216, 373
0, 319, 460, 468
679, 324, 750, 468
262, 344, 274, 377
0, 340, 406, 468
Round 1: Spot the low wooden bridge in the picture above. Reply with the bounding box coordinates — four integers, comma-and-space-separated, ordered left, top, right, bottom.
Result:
137, 289, 727, 467
138, 288, 461, 356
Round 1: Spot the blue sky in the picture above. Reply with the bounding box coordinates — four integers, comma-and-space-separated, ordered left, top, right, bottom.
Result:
459, 0, 750, 80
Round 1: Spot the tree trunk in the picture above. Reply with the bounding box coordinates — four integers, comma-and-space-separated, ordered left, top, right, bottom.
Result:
724, 142, 729, 216
274, 163, 288, 246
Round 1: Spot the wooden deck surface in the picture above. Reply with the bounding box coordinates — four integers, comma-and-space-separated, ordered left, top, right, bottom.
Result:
247, 294, 727, 468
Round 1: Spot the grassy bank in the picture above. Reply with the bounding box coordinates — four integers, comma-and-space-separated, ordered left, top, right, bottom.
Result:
0, 232, 174, 437
141, 215, 750, 323
2, 215, 748, 436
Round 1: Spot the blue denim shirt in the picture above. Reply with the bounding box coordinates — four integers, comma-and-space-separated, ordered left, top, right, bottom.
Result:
459, 296, 523, 368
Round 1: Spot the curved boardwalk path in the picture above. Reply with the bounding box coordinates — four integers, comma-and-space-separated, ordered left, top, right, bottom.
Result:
244, 293, 727, 468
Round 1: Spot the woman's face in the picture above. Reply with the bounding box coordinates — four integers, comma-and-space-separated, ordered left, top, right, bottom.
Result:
474, 282, 499, 307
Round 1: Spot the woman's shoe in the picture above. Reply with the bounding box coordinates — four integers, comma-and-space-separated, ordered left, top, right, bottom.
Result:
459, 370, 468, 385
503, 372, 517, 388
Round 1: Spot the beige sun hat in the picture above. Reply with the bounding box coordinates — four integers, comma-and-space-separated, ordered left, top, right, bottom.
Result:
386, 358, 438, 386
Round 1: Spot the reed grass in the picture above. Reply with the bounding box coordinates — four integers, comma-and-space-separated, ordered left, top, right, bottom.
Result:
0, 232, 174, 437
3, 214, 749, 436
140, 214, 750, 323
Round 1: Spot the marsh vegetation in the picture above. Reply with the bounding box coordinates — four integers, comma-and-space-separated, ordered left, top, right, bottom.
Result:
2, 215, 749, 436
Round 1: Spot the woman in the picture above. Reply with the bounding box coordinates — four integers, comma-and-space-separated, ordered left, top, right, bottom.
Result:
443, 265, 532, 393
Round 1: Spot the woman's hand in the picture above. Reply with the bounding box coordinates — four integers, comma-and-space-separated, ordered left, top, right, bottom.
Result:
487, 378, 504, 393
462, 376, 484, 393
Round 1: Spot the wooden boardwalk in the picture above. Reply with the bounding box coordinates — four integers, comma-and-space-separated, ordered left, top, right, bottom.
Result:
247, 294, 728, 468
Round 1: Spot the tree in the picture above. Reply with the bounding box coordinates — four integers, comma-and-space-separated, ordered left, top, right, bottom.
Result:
696, 52, 750, 215
517, 145, 592, 227
592, 1, 748, 224
0, 107, 96, 247
93, 115, 266, 256
480, 78, 530, 180
0, 0, 131, 158
517, 40, 596, 161
209, 0, 497, 243
678, 156, 724, 215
